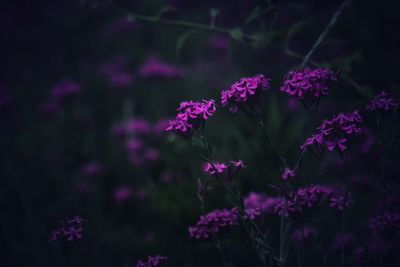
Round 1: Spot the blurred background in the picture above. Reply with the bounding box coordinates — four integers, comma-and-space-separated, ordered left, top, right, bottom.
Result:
0, 0, 399, 266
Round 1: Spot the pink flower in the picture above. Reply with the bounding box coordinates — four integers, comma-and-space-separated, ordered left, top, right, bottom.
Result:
367, 91, 399, 111
139, 57, 185, 79
281, 168, 296, 180
203, 160, 246, 182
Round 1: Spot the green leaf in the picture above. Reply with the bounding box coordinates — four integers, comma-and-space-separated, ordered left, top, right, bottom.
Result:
154, 6, 177, 19
230, 27, 244, 43
209, 8, 220, 27
176, 29, 197, 62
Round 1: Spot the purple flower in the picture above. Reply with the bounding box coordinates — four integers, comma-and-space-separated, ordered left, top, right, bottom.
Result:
99, 56, 134, 89
292, 226, 317, 246
330, 233, 355, 253
51, 80, 80, 103
301, 110, 364, 153
280, 67, 337, 99
166, 99, 216, 139
139, 57, 185, 79
136, 255, 167, 267
112, 118, 151, 137
221, 74, 270, 113
367, 91, 399, 111
369, 211, 400, 236
203, 160, 246, 182
113, 186, 133, 204
281, 168, 296, 180
328, 189, 352, 214
49, 215, 87, 242
189, 208, 240, 239
81, 162, 103, 177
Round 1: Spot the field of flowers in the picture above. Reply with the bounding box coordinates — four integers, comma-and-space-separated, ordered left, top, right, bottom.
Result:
1, 0, 399, 266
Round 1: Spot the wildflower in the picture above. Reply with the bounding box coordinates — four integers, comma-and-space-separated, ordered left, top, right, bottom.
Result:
292, 226, 317, 246
81, 162, 103, 177
166, 99, 216, 139
113, 186, 133, 204
139, 57, 184, 79
281, 168, 296, 180
221, 74, 270, 113
99, 56, 134, 89
366, 91, 399, 111
280, 67, 337, 100
51, 80, 80, 103
136, 255, 168, 267
49, 215, 87, 242
368, 211, 400, 236
301, 110, 364, 153
330, 233, 355, 253
189, 208, 240, 239
203, 160, 245, 182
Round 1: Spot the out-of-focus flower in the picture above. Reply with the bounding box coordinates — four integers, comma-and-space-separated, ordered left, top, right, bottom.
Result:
221, 74, 269, 113
99, 56, 134, 89
366, 91, 399, 111
81, 162, 103, 177
292, 226, 317, 246
281, 168, 296, 180
136, 255, 168, 267
280, 68, 337, 100
203, 160, 245, 182
49, 215, 87, 242
139, 57, 185, 79
369, 211, 400, 236
301, 110, 364, 153
113, 118, 151, 137
208, 35, 230, 52
330, 233, 355, 253
113, 186, 133, 204
329, 189, 352, 214
189, 207, 240, 239
166, 99, 216, 139
51, 80, 80, 103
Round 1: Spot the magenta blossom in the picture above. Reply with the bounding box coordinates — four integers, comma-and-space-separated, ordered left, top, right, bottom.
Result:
136, 255, 168, 267
280, 67, 337, 100
366, 90, 399, 111
51, 80, 80, 103
221, 74, 270, 113
189, 207, 240, 239
301, 110, 364, 153
203, 160, 246, 182
166, 99, 216, 139
292, 226, 317, 246
49, 215, 87, 242
139, 57, 184, 79
281, 168, 296, 180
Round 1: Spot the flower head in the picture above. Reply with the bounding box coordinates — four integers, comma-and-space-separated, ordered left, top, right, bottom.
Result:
51, 80, 80, 103
221, 74, 270, 113
292, 226, 317, 246
301, 110, 364, 153
189, 208, 239, 239
139, 57, 184, 79
280, 67, 337, 100
136, 255, 168, 267
166, 99, 216, 139
367, 91, 399, 111
203, 160, 246, 182
281, 168, 296, 180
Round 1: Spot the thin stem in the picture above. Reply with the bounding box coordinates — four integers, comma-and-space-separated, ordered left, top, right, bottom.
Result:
301, 0, 353, 68
259, 120, 287, 169
340, 214, 345, 267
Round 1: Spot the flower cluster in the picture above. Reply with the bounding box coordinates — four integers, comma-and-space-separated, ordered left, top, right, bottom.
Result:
49, 216, 87, 242
301, 110, 364, 153
166, 99, 216, 139
139, 57, 185, 79
280, 67, 337, 99
244, 185, 351, 218
136, 255, 168, 267
366, 91, 399, 111
369, 211, 400, 236
189, 207, 239, 239
221, 74, 269, 113
99, 56, 134, 89
281, 168, 296, 180
292, 226, 317, 246
81, 162, 103, 177
112, 118, 168, 167
203, 160, 246, 182
40, 80, 80, 116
